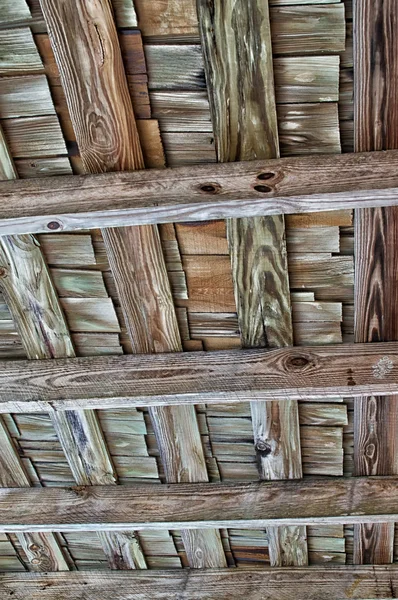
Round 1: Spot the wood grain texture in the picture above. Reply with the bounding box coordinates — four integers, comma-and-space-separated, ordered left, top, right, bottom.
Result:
2, 150, 398, 235
353, 0, 398, 565
0, 235, 75, 360
3, 567, 398, 600
103, 224, 227, 567
198, 0, 303, 565
39, 0, 143, 173
1, 477, 398, 531
0, 122, 70, 573
0, 28, 43, 75
0, 342, 396, 411
197, 0, 279, 162
38, 0, 149, 570
41, 0, 225, 568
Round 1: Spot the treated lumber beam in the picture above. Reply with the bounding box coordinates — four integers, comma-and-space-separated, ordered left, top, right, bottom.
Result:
38, 0, 149, 571
0, 342, 397, 412
2, 567, 398, 600
197, 0, 305, 567
353, 0, 398, 565
1, 477, 398, 531
1, 151, 398, 234
39, 0, 226, 568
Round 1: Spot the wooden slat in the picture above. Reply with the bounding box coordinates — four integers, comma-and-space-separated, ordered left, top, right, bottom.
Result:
38, 0, 148, 571
2, 150, 398, 235
3, 567, 398, 600
0, 75, 55, 118
39, 0, 225, 569
353, 0, 398, 565
0, 28, 43, 75
0, 124, 69, 571
197, 0, 305, 566
1, 477, 398, 531
0, 342, 396, 412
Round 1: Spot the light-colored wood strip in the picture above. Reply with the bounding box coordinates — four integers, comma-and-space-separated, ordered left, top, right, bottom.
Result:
353, 0, 398, 565
1, 116, 67, 158
0, 28, 43, 74
0, 75, 55, 118
0, 0, 31, 24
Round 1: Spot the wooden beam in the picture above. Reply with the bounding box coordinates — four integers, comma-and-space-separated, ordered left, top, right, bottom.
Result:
39, 0, 226, 568
0, 342, 397, 412
353, 0, 398, 565
197, 0, 305, 567
1, 150, 398, 234
0, 123, 70, 572
38, 0, 151, 571
1, 477, 398, 531
2, 567, 398, 600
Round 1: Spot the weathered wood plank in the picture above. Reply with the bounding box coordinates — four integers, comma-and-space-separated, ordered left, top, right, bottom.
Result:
39, 0, 225, 568
0, 343, 396, 412
1, 477, 398, 531
0, 28, 43, 74
3, 567, 398, 600
39, 0, 148, 571
353, 0, 398, 565
197, 0, 305, 566
1, 151, 398, 234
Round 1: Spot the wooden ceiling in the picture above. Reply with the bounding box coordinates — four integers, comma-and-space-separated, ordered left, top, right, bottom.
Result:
1, 0, 398, 598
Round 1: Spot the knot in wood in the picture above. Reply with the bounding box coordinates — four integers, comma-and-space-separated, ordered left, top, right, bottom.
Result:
29, 543, 41, 552
255, 440, 272, 457
257, 172, 275, 181
47, 220, 62, 231
284, 352, 315, 372
0, 266, 8, 278
199, 182, 221, 194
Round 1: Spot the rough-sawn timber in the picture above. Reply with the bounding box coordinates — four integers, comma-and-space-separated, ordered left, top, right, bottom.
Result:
1, 567, 398, 600
1, 477, 398, 531
1, 151, 398, 234
0, 342, 398, 412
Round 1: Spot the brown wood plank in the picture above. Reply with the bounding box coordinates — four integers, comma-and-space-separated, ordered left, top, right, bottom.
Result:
39, 0, 225, 568
0, 342, 396, 412
197, 0, 305, 566
38, 0, 151, 571
2, 151, 398, 234
1, 477, 398, 531
353, 0, 398, 565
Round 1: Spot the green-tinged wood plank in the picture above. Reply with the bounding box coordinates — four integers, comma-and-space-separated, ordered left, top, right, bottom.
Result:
353, 0, 398, 565
39, 0, 225, 569
198, 0, 305, 567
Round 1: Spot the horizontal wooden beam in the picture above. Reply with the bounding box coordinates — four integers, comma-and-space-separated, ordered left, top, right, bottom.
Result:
0, 477, 398, 532
0, 151, 398, 234
2, 567, 398, 600
1, 342, 398, 412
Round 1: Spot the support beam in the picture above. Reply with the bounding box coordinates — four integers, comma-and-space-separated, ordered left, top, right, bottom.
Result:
0, 123, 69, 572
0, 477, 398, 531
0, 343, 397, 412
39, 0, 226, 568
197, 0, 306, 567
1, 151, 398, 234
1, 567, 398, 600
353, 0, 398, 565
